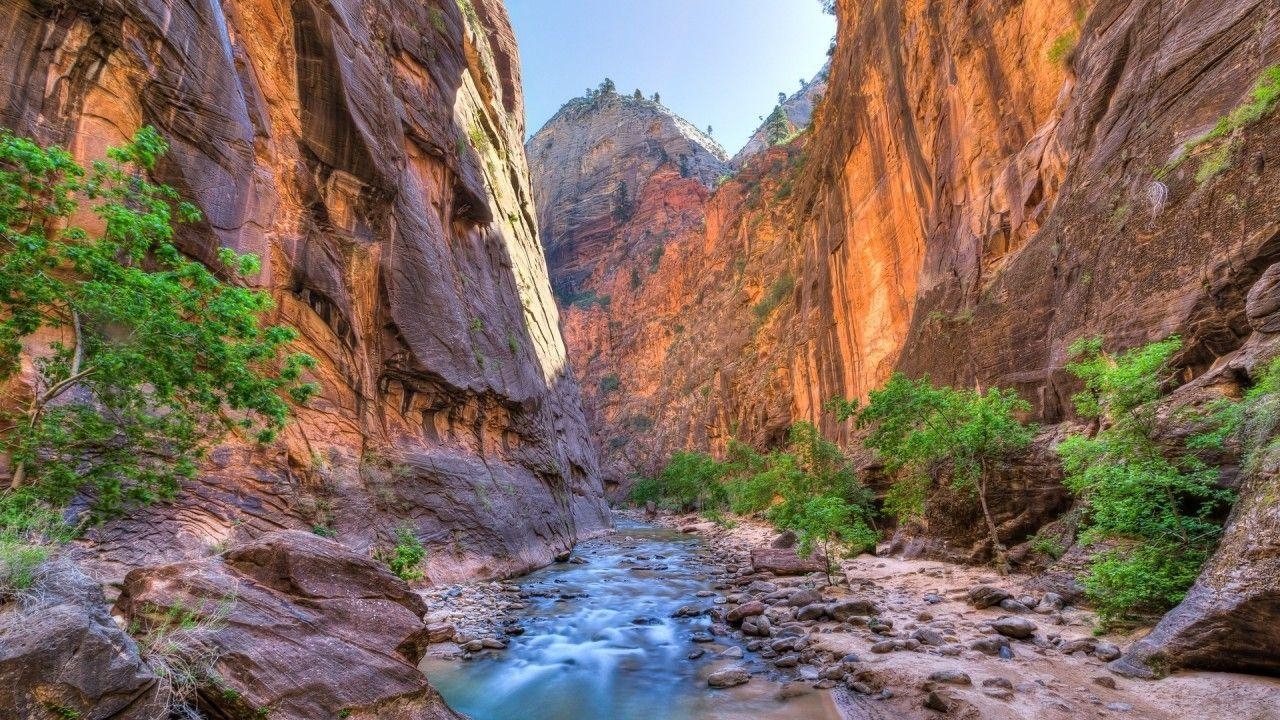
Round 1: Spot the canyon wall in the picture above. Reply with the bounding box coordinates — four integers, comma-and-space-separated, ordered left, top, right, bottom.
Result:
535, 0, 1280, 674
0, 0, 608, 585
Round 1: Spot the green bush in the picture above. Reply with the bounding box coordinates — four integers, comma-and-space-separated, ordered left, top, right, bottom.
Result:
0, 538, 49, 598
787, 495, 877, 584
378, 526, 427, 582
1059, 336, 1234, 626
1046, 30, 1077, 66
633, 422, 878, 571
857, 373, 1035, 573
599, 375, 621, 394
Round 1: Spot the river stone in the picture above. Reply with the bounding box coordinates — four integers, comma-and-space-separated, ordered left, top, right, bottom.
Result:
787, 589, 824, 607
929, 670, 972, 686
911, 627, 946, 646
968, 585, 1012, 608
720, 646, 744, 658
707, 667, 750, 688
796, 604, 827, 621
999, 598, 1031, 613
971, 636, 1011, 655
774, 653, 800, 667
829, 598, 879, 620
750, 547, 825, 576
771, 530, 799, 549
426, 623, 456, 643
726, 601, 766, 623
924, 691, 952, 712
1094, 642, 1122, 661
991, 616, 1037, 639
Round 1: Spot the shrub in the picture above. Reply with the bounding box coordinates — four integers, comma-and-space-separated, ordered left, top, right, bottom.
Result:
0, 127, 315, 541
1047, 30, 1077, 66
752, 274, 796, 321
378, 526, 427, 582
858, 373, 1035, 573
131, 595, 235, 716
599, 375, 621, 394
0, 538, 49, 600
1059, 336, 1234, 626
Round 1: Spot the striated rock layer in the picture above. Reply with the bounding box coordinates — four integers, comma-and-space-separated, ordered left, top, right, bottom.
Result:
0, 0, 608, 584
535, 0, 1280, 675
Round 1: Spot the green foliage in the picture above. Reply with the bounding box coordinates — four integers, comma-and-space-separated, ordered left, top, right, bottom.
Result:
0, 128, 315, 540
311, 525, 336, 538
1191, 355, 1280, 469
1029, 532, 1066, 560
858, 373, 1035, 571
377, 525, 426, 582
764, 105, 795, 146
0, 537, 48, 598
469, 317, 483, 331
1166, 65, 1280, 178
752, 274, 795, 321
631, 422, 878, 572
649, 243, 665, 271
599, 374, 621, 394
787, 495, 877, 583
1060, 336, 1234, 626
612, 181, 633, 222
1047, 30, 1077, 66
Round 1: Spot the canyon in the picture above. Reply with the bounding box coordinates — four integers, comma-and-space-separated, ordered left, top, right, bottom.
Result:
0, 0, 1278, 717
535, 0, 1280, 689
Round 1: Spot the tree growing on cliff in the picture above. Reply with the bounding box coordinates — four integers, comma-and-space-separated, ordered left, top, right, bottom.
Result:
764, 105, 794, 146
1059, 337, 1234, 625
0, 127, 316, 542
857, 374, 1035, 574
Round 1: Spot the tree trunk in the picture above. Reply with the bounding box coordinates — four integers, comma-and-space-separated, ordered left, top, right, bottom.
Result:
977, 472, 1009, 575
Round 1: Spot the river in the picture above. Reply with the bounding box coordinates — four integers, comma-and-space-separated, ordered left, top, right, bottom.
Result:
420, 519, 843, 719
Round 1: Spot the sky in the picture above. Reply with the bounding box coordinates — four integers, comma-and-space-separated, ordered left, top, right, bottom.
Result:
506, 1, 836, 155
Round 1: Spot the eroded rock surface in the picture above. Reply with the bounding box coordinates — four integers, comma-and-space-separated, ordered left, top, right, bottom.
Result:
0, 0, 608, 583
0, 570, 158, 719
114, 530, 461, 720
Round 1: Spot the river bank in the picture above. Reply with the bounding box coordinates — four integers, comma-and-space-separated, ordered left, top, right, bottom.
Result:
414, 513, 1280, 719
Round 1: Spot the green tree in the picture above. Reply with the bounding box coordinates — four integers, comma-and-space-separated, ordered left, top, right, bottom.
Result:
787, 494, 876, 584
764, 105, 794, 146
858, 374, 1035, 574
0, 127, 316, 541
1058, 337, 1233, 625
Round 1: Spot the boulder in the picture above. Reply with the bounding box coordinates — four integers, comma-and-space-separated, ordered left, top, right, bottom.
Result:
750, 547, 825, 576
726, 601, 766, 624
114, 531, 461, 720
990, 616, 1037, 639
0, 568, 158, 719
771, 530, 799, 549
828, 598, 880, 620
707, 667, 750, 688
967, 585, 1012, 608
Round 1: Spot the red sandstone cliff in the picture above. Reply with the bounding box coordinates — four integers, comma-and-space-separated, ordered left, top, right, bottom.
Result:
0, 0, 608, 584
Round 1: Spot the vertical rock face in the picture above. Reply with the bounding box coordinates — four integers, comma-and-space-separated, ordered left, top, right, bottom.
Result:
533, 0, 1280, 675
0, 0, 608, 583
529, 92, 727, 299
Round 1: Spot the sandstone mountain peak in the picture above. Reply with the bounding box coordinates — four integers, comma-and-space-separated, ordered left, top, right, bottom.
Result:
528, 87, 729, 299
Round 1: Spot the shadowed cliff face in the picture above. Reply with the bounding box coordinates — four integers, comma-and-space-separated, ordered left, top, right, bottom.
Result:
536, 0, 1280, 675
0, 0, 608, 584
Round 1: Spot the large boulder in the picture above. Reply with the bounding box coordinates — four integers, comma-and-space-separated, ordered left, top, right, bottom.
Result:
750, 547, 825, 576
0, 567, 159, 719
113, 530, 461, 720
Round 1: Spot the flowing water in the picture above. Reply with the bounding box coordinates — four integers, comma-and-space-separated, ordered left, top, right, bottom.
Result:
421, 519, 843, 720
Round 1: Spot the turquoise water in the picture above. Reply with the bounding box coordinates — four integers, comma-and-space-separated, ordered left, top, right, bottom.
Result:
421, 520, 841, 720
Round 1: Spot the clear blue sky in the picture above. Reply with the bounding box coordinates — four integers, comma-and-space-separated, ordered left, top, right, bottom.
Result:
507, 1, 835, 155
